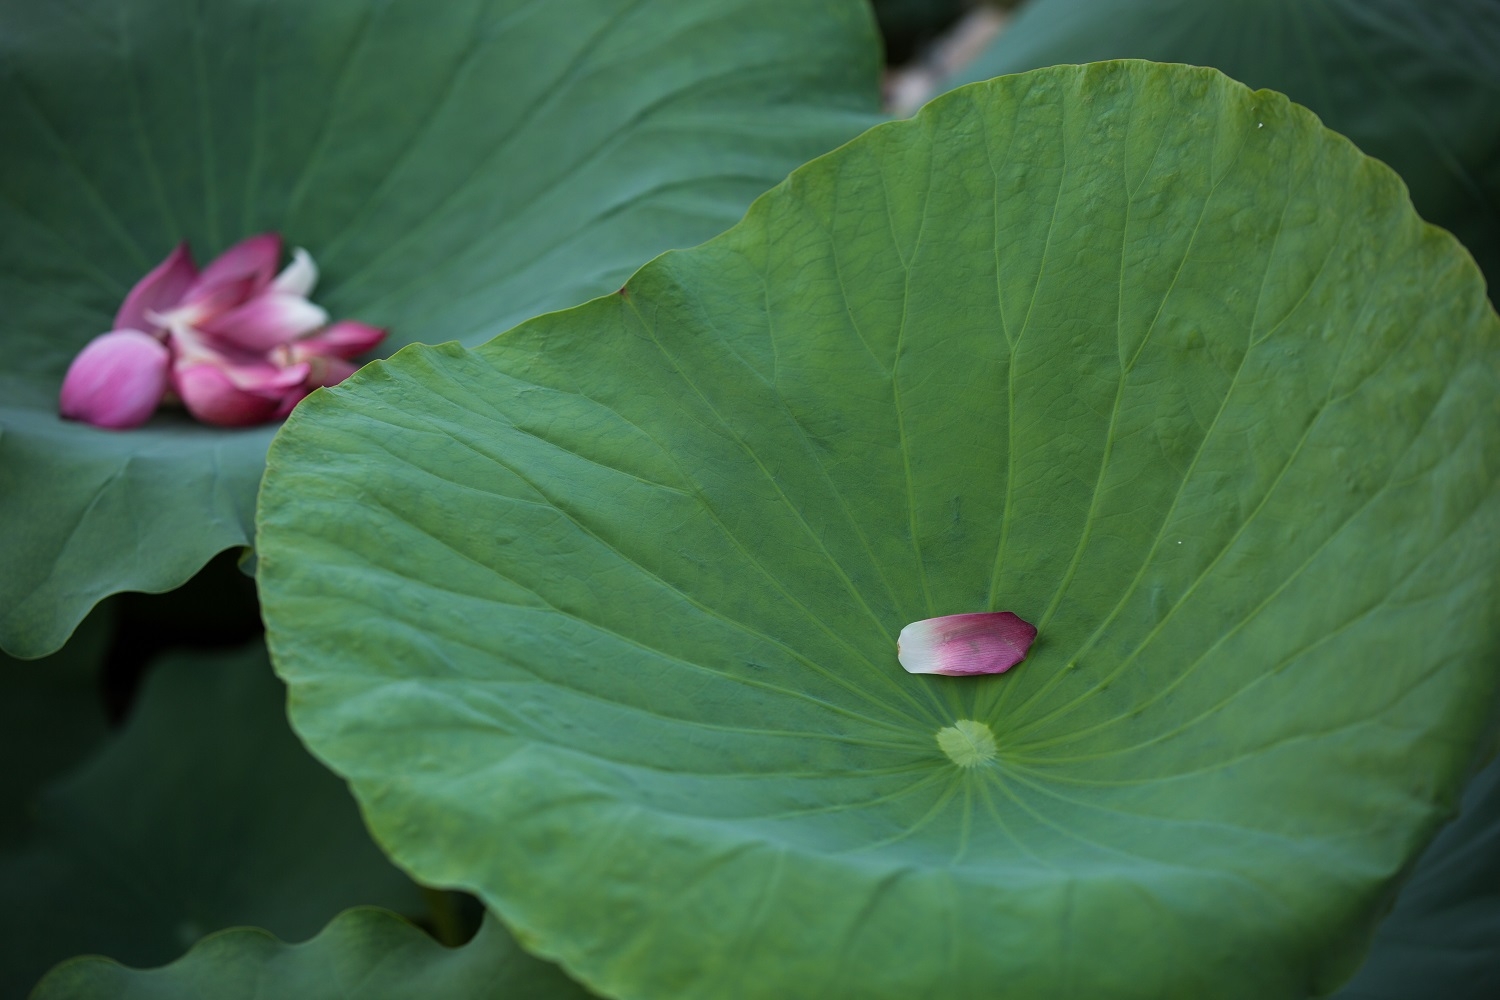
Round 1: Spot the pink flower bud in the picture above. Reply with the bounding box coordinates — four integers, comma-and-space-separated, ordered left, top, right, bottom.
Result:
58, 330, 171, 429
897, 612, 1037, 677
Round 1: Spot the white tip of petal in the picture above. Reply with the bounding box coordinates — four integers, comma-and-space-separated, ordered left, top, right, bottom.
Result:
897, 612, 1037, 677
271, 247, 318, 298
199, 293, 329, 352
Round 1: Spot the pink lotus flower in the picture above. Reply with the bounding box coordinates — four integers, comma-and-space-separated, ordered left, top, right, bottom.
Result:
897, 612, 1038, 677
58, 235, 385, 429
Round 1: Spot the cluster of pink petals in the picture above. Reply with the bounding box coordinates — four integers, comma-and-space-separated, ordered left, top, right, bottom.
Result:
59, 234, 385, 429
897, 612, 1038, 677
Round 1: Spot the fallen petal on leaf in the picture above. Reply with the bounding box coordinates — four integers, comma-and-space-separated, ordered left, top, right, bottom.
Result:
171, 351, 310, 428
153, 275, 258, 332
58, 329, 170, 429
172, 363, 283, 427
200, 293, 329, 352
293, 319, 386, 359
64, 234, 388, 431
897, 612, 1037, 677
225, 359, 312, 393
183, 232, 283, 305
113, 243, 198, 334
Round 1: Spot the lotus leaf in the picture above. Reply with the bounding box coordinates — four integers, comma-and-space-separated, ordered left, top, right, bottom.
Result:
0, 0, 881, 658
32, 907, 596, 1000
0, 643, 424, 997
257, 63, 1500, 998
951, 0, 1500, 298
1332, 752, 1500, 998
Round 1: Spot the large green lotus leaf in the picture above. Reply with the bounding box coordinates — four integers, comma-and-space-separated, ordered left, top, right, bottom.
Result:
1332, 751, 1500, 998
0, 643, 425, 998
0, 0, 882, 659
32, 907, 596, 1000
950, 0, 1500, 297
257, 63, 1500, 998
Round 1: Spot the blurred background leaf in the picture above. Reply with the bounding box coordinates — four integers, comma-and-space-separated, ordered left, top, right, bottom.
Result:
1, 643, 428, 997
1331, 751, 1500, 998
32, 907, 597, 1000
0, 607, 113, 847
872, 0, 972, 64
949, 0, 1500, 301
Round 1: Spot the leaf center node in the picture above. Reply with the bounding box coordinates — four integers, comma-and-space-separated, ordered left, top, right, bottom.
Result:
936, 719, 997, 768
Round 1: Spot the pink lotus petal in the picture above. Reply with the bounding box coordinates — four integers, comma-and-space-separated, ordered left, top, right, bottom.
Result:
114, 243, 198, 334
182, 232, 283, 305
59, 329, 171, 429
224, 358, 311, 393
269, 247, 318, 297
171, 358, 311, 427
265, 354, 361, 420
172, 363, 281, 426
152, 275, 258, 331
168, 326, 311, 427
199, 293, 329, 352
293, 319, 386, 359
897, 612, 1037, 677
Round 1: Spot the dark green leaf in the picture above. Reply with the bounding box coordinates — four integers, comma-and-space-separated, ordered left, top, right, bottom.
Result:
1333, 752, 1500, 999
1, 643, 424, 998
950, 0, 1500, 298
0, 605, 111, 845
872, 0, 970, 64
32, 907, 596, 1000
